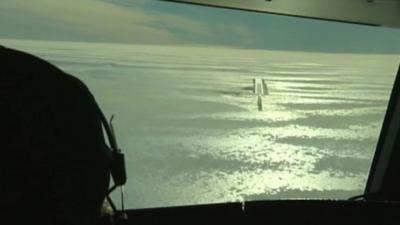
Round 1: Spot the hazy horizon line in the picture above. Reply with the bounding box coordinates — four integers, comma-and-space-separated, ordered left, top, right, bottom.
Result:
1, 37, 400, 56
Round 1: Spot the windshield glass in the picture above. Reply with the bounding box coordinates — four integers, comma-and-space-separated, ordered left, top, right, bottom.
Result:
1, 0, 400, 209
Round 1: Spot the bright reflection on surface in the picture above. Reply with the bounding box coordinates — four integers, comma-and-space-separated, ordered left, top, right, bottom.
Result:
2, 39, 399, 208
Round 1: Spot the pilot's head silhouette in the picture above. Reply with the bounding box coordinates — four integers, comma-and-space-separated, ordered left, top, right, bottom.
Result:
1, 46, 113, 225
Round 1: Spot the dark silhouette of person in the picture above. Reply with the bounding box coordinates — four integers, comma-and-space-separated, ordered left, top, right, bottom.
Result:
1, 46, 111, 225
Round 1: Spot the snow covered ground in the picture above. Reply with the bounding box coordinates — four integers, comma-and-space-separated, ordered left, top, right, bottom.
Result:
2, 39, 399, 208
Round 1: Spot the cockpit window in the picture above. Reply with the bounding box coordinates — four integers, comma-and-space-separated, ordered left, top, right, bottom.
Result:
1, 0, 399, 209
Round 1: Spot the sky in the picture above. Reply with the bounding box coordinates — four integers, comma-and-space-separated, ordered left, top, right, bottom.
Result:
1, 0, 400, 53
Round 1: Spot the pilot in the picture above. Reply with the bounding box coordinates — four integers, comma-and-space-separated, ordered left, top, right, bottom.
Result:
1, 46, 111, 225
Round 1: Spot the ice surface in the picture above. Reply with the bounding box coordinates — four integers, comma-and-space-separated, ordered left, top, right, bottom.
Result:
2, 39, 399, 208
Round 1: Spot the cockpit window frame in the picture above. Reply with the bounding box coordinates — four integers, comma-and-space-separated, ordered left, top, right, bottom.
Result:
365, 65, 400, 200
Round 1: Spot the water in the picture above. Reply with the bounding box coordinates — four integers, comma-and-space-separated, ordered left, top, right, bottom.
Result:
2, 39, 399, 208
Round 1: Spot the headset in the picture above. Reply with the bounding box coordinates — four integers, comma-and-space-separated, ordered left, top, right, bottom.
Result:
96, 103, 128, 219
